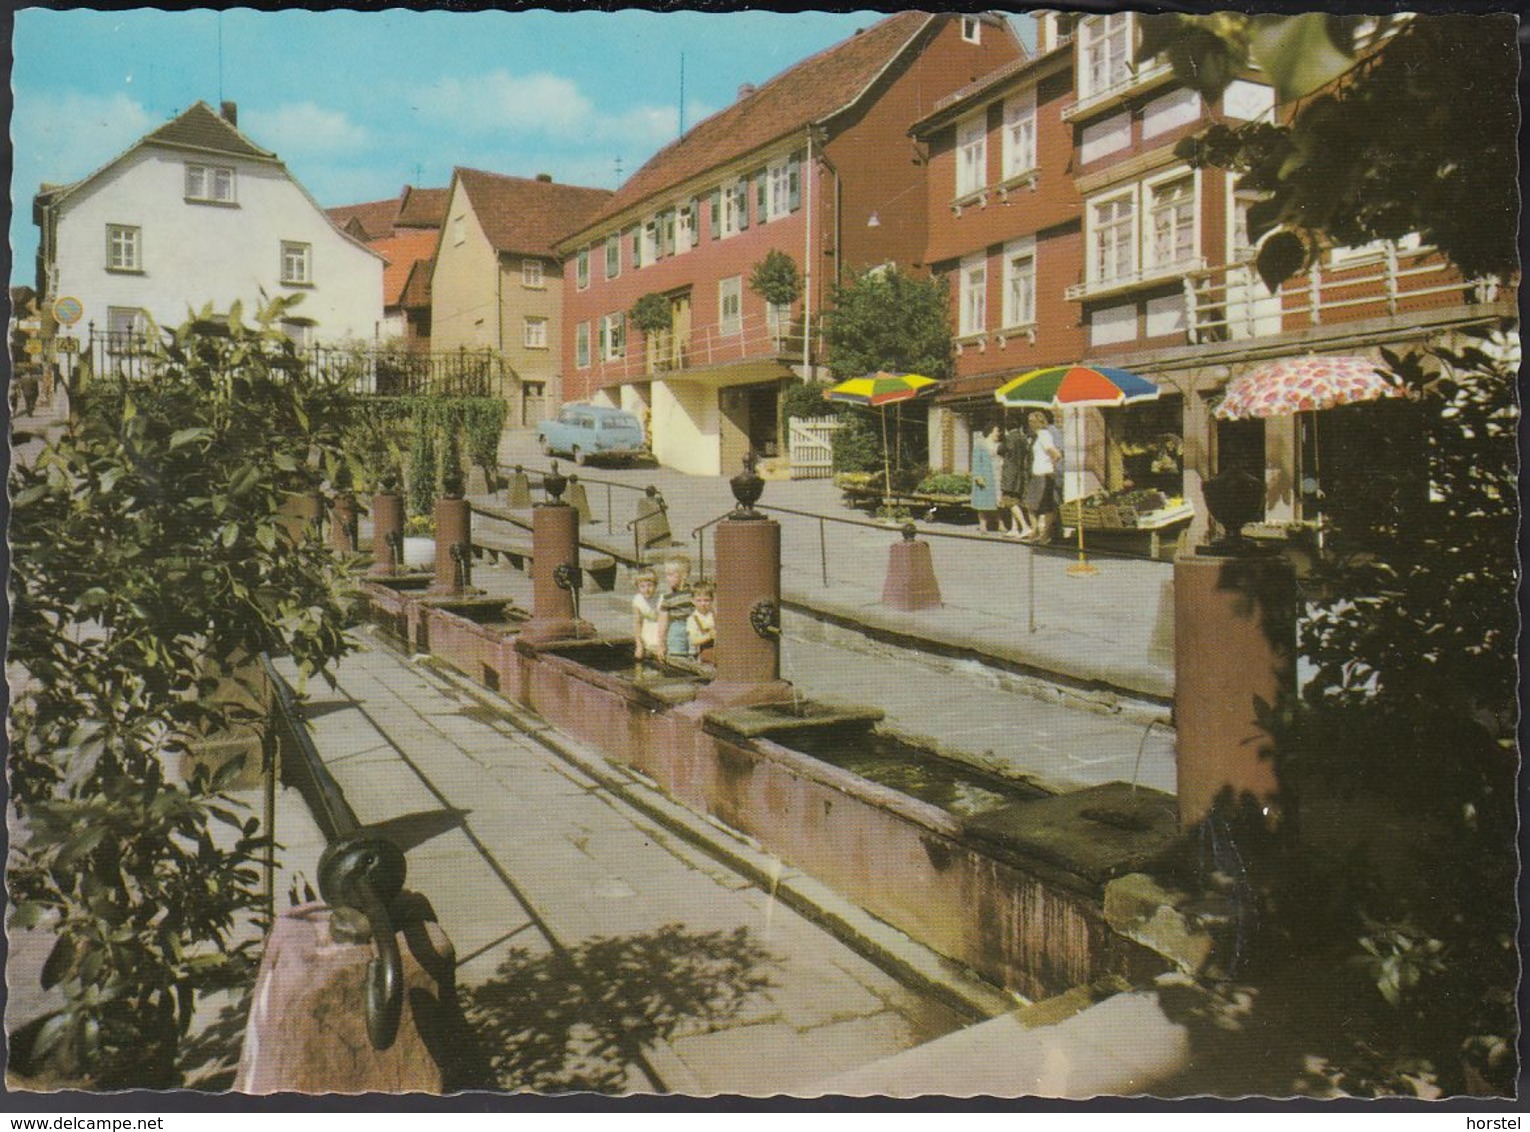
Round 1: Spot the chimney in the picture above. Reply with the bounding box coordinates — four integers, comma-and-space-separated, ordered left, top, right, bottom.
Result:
220, 100, 238, 126
536, 172, 553, 183
737, 83, 757, 101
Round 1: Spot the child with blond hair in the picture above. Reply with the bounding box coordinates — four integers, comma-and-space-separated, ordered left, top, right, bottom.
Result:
686, 580, 716, 664
631, 568, 663, 660
656, 554, 694, 659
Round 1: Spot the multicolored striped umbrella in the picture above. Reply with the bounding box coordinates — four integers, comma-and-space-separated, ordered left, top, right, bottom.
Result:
824, 371, 938, 407
994, 365, 1158, 577
826, 372, 939, 496
1213, 355, 1403, 420
994, 364, 1160, 409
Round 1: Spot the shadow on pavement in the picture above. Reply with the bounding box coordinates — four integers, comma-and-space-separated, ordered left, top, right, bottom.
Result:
460, 922, 778, 1093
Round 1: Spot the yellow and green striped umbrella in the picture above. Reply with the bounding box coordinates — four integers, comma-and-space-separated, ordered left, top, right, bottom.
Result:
824, 371, 937, 407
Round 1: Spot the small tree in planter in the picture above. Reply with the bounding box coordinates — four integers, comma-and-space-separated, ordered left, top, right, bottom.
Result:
750, 250, 801, 347
629, 293, 672, 336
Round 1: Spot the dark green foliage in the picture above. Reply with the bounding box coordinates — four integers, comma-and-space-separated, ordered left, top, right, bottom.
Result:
407, 414, 437, 517
7, 296, 358, 1086
748, 249, 801, 307
916, 472, 972, 495
440, 427, 465, 498
346, 396, 505, 497
628, 292, 672, 335
830, 413, 884, 474
780, 378, 843, 424
1154, 14, 1518, 286
822, 268, 953, 381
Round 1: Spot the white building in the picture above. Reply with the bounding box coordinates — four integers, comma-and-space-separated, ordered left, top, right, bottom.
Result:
34, 100, 383, 347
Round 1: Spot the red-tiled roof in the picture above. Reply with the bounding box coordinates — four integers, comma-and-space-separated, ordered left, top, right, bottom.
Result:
397, 186, 449, 228
454, 168, 612, 257
571, 11, 936, 238
399, 258, 433, 310
145, 101, 276, 160
374, 228, 441, 308
326, 197, 402, 241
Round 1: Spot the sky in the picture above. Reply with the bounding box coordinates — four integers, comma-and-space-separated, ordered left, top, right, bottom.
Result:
10, 7, 1036, 287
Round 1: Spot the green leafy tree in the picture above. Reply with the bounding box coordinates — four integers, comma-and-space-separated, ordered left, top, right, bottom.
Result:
628, 293, 672, 336
1143, 13, 1518, 289
822, 267, 953, 381
748, 249, 801, 307
8, 297, 359, 1086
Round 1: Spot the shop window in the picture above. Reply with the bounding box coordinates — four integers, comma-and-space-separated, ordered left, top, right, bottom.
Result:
1114, 394, 1183, 494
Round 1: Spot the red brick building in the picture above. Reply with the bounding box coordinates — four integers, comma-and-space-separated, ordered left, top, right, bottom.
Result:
554, 11, 1023, 475
913, 12, 1511, 540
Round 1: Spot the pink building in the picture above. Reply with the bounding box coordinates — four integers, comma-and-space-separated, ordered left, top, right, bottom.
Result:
555, 11, 1024, 475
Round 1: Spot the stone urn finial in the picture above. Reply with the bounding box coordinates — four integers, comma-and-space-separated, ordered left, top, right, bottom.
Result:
542, 460, 568, 505
900, 521, 918, 542
730, 452, 765, 519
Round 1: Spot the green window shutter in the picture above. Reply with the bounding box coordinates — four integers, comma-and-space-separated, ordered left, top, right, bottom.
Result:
710, 189, 722, 238
788, 158, 801, 212
756, 172, 767, 215
737, 183, 749, 231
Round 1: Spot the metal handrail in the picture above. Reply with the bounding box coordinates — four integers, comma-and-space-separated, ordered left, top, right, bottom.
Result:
498, 463, 652, 535
690, 508, 736, 581
260, 654, 407, 1051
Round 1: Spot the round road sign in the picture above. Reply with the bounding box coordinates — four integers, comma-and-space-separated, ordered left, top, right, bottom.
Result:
52, 296, 83, 326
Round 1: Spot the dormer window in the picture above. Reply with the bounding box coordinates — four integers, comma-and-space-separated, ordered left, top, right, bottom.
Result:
186, 163, 236, 204
961, 16, 982, 44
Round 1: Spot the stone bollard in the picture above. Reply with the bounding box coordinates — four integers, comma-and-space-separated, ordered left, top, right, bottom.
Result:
370, 491, 405, 577
429, 494, 472, 596
234, 899, 458, 1095
329, 492, 359, 556
567, 474, 593, 525
881, 523, 942, 611
697, 455, 793, 707
505, 465, 532, 508
519, 463, 594, 644
1173, 552, 1295, 831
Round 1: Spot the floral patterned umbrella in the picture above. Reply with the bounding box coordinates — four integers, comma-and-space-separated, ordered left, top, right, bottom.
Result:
1214, 355, 1403, 420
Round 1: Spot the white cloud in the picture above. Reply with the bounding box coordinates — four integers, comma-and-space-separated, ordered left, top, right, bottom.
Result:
11, 90, 154, 183
240, 102, 370, 158
413, 71, 594, 136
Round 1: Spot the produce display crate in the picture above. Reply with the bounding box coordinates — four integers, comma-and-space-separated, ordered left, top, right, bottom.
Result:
1059, 500, 1134, 529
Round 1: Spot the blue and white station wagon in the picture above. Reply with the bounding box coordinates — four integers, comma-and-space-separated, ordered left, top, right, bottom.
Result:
537, 404, 647, 465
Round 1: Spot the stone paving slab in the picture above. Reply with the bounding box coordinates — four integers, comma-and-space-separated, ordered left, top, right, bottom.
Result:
278, 630, 1003, 1094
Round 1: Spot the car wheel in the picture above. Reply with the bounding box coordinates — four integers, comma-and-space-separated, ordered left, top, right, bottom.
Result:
573, 446, 588, 466
540, 437, 553, 457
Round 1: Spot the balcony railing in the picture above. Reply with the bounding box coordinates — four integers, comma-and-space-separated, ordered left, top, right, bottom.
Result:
1060, 57, 1175, 121
1066, 257, 1207, 302
583, 308, 818, 387
1178, 244, 1498, 344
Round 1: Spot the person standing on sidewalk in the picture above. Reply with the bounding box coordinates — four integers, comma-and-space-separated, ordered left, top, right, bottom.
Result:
970, 421, 1005, 533
998, 418, 1034, 540
1022, 410, 1064, 544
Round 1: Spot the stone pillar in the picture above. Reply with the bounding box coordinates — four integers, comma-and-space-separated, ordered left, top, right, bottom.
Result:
329, 492, 359, 556
1173, 553, 1296, 830
698, 456, 793, 707
429, 495, 472, 596
234, 901, 456, 1095
882, 524, 942, 611
567, 475, 593, 525
370, 492, 404, 577
519, 464, 594, 644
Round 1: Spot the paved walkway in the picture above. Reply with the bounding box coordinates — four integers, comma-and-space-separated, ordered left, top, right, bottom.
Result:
472, 428, 1179, 798
494, 428, 1178, 704
270, 634, 989, 1095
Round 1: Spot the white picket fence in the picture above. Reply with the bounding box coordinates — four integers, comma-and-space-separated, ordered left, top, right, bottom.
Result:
787, 415, 842, 479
